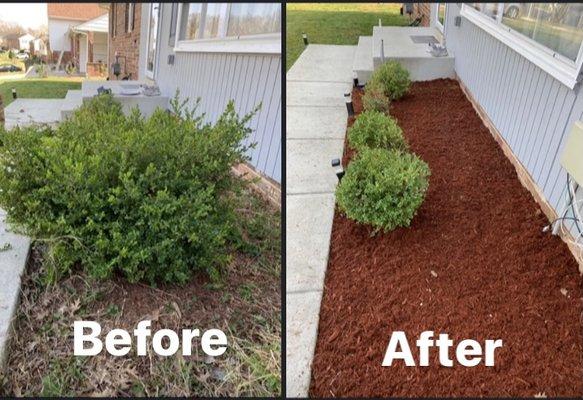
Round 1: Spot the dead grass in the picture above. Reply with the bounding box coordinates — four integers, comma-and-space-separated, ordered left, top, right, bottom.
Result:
0, 188, 281, 397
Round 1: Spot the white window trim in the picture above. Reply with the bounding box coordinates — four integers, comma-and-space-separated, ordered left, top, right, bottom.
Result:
433, 3, 446, 34
460, 4, 583, 89
174, 3, 281, 55
145, 3, 160, 80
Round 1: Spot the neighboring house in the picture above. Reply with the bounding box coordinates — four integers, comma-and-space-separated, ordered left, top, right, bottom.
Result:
0, 33, 19, 50
107, 3, 282, 185
32, 38, 48, 56
413, 3, 583, 239
47, 3, 108, 76
18, 33, 35, 51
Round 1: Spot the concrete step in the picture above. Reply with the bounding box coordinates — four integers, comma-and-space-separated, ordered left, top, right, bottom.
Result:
60, 91, 83, 120
353, 36, 373, 86
64, 90, 82, 100
372, 26, 455, 81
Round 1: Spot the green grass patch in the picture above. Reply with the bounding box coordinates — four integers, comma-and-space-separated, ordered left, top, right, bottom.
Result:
286, 3, 409, 71
0, 78, 82, 106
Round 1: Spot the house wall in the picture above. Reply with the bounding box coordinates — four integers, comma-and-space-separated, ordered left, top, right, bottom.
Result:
108, 3, 141, 80
148, 3, 282, 183
48, 18, 76, 51
443, 3, 583, 236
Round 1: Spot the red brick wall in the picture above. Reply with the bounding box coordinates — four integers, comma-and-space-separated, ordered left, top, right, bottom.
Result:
413, 3, 431, 27
109, 3, 141, 80
87, 62, 107, 77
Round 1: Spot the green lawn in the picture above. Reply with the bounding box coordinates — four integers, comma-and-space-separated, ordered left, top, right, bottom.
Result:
0, 77, 83, 107
286, 3, 409, 71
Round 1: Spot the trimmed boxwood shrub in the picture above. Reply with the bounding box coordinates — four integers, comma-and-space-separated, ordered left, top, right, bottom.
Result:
362, 80, 390, 113
370, 61, 411, 100
348, 110, 407, 153
336, 148, 430, 232
0, 93, 256, 284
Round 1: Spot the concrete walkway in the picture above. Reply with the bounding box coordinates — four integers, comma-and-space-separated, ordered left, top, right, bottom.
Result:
286, 44, 355, 397
0, 211, 31, 366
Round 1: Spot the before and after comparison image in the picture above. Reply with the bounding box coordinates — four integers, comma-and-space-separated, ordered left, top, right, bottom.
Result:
0, 1, 582, 398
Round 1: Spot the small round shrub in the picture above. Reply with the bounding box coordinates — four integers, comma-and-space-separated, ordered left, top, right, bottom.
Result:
0, 93, 256, 285
348, 110, 407, 153
371, 61, 411, 100
362, 80, 390, 113
336, 148, 430, 232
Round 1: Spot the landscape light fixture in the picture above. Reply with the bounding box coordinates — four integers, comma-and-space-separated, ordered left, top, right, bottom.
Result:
345, 92, 354, 116
353, 72, 359, 88
11, 88, 16, 99
332, 157, 344, 182
302, 33, 308, 46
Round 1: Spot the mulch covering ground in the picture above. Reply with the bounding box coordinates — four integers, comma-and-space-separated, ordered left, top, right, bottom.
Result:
309, 79, 583, 397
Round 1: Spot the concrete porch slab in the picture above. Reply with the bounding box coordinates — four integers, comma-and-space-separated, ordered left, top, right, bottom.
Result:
287, 44, 356, 83
286, 106, 347, 140
371, 26, 455, 81
286, 194, 336, 292
286, 290, 323, 398
286, 139, 344, 195
286, 81, 352, 108
81, 81, 169, 118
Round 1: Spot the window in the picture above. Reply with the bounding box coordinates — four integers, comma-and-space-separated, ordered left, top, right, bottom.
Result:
168, 3, 179, 46
501, 4, 583, 62
175, 3, 281, 54
461, 3, 583, 89
126, 3, 135, 33
227, 3, 281, 37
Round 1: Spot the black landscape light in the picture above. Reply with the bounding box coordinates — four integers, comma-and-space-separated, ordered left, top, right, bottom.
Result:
11, 88, 16, 99
344, 92, 354, 116
332, 158, 344, 182
302, 33, 308, 46
353, 72, 359, 88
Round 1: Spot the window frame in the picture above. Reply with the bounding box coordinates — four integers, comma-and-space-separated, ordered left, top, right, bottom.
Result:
145, 2, 161, 80
460, 3, 583, 89
168, 3, 179, 46
173, 3, 281, 54
126, 3, 135, 33
433, 3, 446, 33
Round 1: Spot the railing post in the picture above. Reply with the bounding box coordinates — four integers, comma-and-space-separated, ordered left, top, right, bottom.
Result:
380, 39, 385, 63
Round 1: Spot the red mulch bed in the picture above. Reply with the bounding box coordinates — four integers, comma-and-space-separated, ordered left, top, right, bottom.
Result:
309, 79, 583, 397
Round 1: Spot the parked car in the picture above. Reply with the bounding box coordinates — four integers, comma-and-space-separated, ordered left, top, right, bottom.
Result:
15, 52, 29, 60
0, 64, 22, 73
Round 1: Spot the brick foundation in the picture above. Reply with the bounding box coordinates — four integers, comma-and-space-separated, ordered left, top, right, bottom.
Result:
86, 62, 107, 78
232, 163, 281, 209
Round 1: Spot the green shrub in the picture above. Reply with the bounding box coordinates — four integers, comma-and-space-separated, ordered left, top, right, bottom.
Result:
370, 61, 411, 100
348, 110, 407, 153
0, 93, 257, 285
336, 148, 430, 232
362, 80, 390, 113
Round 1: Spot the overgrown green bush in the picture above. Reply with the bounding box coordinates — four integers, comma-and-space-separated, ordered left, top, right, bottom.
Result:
370, 61, 411, 100
0, 93, 257, 285
348, 110, 407, 153
362, 80, 390, 113
336, 148, 430, 232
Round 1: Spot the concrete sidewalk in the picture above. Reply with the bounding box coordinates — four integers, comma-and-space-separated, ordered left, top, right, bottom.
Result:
286, 44, 355, 397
